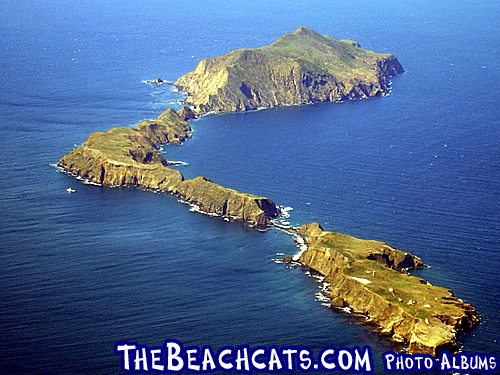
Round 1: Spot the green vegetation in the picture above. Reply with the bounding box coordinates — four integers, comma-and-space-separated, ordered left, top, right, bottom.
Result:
84, 127, 138, 163
316, 231, 470, 320
59, 108, 278, 225
260, 26, 387, 80
175, 26, 404, 114
81, 108, 191, 166
210, 27, 389, 81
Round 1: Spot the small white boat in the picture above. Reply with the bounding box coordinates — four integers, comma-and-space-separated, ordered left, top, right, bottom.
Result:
66, 188, 76, 193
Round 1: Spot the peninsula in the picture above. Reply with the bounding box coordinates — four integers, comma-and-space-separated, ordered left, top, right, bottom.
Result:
175, 26, 404, 115
58, 27, 477, 356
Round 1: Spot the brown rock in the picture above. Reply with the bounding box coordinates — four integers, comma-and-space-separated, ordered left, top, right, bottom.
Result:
297, 225, 479, 356
58, 109, 278, 227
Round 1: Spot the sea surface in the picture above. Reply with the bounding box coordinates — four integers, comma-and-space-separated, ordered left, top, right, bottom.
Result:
1, 0, 499, 373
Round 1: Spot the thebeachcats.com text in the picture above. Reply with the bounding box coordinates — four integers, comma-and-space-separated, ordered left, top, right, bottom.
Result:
114, 340, 499, 374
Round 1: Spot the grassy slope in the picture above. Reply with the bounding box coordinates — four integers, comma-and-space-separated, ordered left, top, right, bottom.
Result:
317, 232, 468, 321
219, 26, 391, 81
75, 111, 263, 199
84, 127, 140, 165
261, 26, 388, 79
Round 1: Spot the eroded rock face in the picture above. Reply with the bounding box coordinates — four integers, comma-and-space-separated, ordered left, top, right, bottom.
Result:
175, 27, 404, 115
57, 29, 478, 356
178, 105, 197, 121
173, 176, 277, 227
366, 245, 425, 270
297, 223, 479, 356
58, 109, 278, 226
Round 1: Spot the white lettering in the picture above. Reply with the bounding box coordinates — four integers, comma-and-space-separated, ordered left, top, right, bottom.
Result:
299, 350, 312, 371
116, 344, 136, 371
321, 349, 336, 370
384, 353, 395, 370
440, 352, 450, 371
268, 348, 282, 371
355, 348, 372, 372
166, 342, 184, 371
478, 356, 488, 370
219, 349, 233, 370
151, 349, 164, 371
282, 349, 297, 370
134, 347, 148, 371
251, 349, 266, 370
186, 349, 200, 371
202, 348, 216, 371
396, 355, 404, 369
338, 350, 353, 370
236, 348, 249, 371
425, 357, 434, 369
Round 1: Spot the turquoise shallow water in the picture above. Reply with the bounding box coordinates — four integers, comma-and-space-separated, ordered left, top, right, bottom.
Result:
1, 0, 499, 373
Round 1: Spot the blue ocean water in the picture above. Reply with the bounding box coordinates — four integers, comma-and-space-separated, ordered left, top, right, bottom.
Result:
1, 0, 499, 373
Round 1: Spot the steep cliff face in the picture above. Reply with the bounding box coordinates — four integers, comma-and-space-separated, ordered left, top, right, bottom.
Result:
136, 108, 192, 145
58, 28, 478, 354
175, 26, 404, 115
173, 176, 277, 226
59, 146, 184, 189
58, 108, 278, 226
297, 223, 478, 356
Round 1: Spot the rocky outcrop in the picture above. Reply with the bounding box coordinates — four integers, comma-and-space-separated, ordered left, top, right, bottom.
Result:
58, 108, 278, 226
146, 78, 164, 85
178, 106, 197, 121
135, 107, 192, 146
58, 31, 478, 356
175, 26, 404, 115
297, 223, 479, 356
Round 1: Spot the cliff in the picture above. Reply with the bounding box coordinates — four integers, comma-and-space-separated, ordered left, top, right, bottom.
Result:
175, 26, 404, 115
58, 108, 278, 226
57, 30, 479, 355
296, 223, 479, 356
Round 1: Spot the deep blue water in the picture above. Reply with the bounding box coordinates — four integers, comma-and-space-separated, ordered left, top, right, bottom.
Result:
1, 0, 499, 373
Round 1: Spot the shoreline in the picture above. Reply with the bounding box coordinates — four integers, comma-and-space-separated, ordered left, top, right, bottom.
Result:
57, 108, 279, 227
57, 103, 479, 356
286, 224, 479, 356
56, 27, 478, 356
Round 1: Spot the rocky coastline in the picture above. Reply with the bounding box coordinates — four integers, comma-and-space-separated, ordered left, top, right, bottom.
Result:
58, 27, 478, 356
175, 26, 404, 115
58, 108, 278, 227
286, 223, 479, 356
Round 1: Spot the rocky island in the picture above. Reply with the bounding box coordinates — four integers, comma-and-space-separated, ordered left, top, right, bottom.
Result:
58, 27, 477, 356
175, 26, 404, 115
58, 108, 278, 227
294, 223, 478, 355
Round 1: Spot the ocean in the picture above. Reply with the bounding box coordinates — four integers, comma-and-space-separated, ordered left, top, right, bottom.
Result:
0, 0, 499, 373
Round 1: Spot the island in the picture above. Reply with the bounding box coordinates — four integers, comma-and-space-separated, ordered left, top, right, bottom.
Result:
175, 26, 404, 115
58, 108, 278, 227
293, 223, 479, 356
58, 27, 478, 356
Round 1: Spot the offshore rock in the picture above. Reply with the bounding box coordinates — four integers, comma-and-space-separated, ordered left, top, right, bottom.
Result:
175, 26, 404, 115
146, 78, 164, 85
297, 223, 479, 356
58, 108, 278, 226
